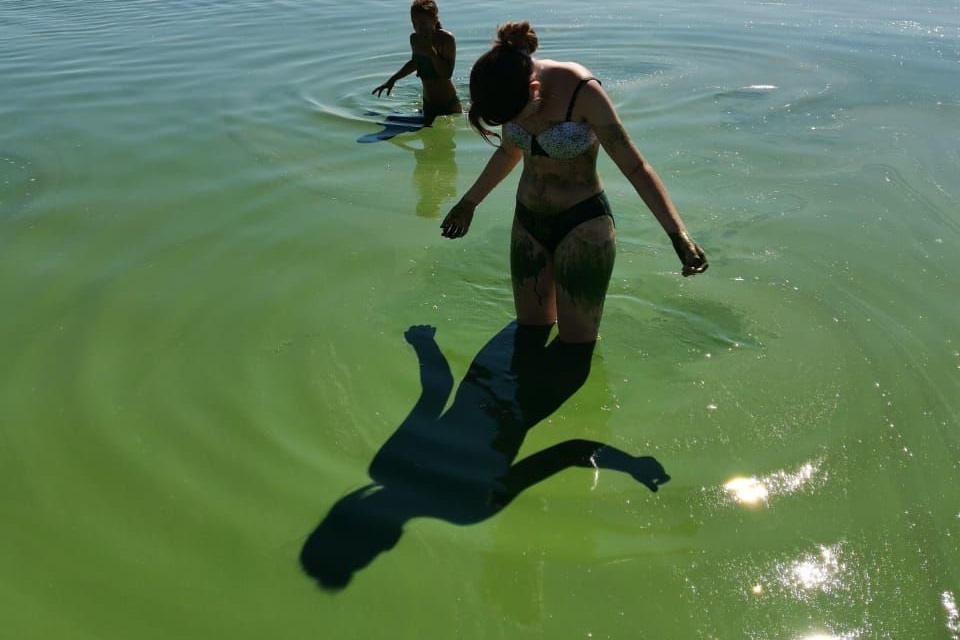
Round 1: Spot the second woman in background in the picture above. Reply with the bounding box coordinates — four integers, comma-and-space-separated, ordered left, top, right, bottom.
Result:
372, 0, 462, 124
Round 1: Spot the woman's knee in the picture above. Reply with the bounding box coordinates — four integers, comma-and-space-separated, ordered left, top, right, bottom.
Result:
556, 324, 599, 344
514, 278, 557, 325
555, 298, 605, 343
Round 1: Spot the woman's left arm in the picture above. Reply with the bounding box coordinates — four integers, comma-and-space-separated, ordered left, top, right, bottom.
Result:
586, 83, 708, 275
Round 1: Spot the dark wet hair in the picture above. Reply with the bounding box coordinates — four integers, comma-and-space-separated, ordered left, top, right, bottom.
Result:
468, 21, 539, 144
411, 0, 443, 30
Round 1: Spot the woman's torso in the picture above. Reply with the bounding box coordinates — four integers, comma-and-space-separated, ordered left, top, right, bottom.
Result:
510, 61, 603, 213
411, 30, 459, 105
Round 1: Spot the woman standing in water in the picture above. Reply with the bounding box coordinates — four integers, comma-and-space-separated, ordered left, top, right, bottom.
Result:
372, 0, 462, 123
440, 21, 708, 344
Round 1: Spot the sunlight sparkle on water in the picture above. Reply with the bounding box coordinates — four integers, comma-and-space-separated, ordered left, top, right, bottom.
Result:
724, 476, 768, 505
777, 544, 846, 600
944, 591, 960, 640
724, 460, 821, 507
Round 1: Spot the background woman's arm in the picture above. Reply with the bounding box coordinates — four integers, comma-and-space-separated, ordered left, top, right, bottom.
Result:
373, 59, 417, 97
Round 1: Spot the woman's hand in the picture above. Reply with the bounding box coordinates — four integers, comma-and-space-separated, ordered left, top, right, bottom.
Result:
440, 200, 476, 239
372, 79, 395, 98
669, 231, 709, 277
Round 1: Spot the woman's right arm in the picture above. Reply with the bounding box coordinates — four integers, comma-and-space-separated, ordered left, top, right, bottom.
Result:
461, 140, 523, 206
441, 140, 523, 239
373, 59, 417, 97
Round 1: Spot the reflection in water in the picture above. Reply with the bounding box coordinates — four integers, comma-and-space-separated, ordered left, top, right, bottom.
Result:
390, 121, 457, 219
300, 322, 670, 591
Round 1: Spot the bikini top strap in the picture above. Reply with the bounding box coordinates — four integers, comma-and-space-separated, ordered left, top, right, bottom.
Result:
565, 77, 601, 120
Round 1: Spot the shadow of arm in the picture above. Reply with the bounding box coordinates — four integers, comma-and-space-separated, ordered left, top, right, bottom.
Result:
404, 325, 453, 420
494, 439, 670, 507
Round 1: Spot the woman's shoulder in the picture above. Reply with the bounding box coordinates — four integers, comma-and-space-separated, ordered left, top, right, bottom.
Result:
567, 61, 596, 79
541, 60, 595, 81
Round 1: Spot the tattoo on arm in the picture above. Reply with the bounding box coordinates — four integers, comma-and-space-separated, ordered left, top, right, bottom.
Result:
598, 123, 632, 154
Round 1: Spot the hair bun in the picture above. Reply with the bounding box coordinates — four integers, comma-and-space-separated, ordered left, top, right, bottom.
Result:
495, 21, 539, 55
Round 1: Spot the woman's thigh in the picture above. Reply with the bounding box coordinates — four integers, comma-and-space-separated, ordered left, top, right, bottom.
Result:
553, 216, 616, 343
510, 219, 557, 326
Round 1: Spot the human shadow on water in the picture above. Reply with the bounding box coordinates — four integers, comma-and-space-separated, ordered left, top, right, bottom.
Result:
300, 322, 671, 591
357, 111, 429, 144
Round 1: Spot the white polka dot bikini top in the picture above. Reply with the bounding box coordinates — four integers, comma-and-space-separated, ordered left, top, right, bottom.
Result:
504, 77, 600, 160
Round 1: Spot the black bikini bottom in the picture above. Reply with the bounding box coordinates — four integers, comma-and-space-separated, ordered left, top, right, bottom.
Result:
514, 191, 614, 253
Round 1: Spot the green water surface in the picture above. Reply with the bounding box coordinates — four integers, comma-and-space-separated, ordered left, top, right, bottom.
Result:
2, 1, 958, 638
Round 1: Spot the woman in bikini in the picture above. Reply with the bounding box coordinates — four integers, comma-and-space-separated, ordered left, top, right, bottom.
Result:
441, 21, 708, 344
372, 0, 462, 124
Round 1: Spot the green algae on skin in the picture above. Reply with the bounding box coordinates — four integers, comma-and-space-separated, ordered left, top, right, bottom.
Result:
511, 235, 549, 305
555, 241, 615, 308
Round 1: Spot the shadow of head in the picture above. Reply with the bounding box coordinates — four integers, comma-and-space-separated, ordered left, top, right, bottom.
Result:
299, 485, 404, 591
